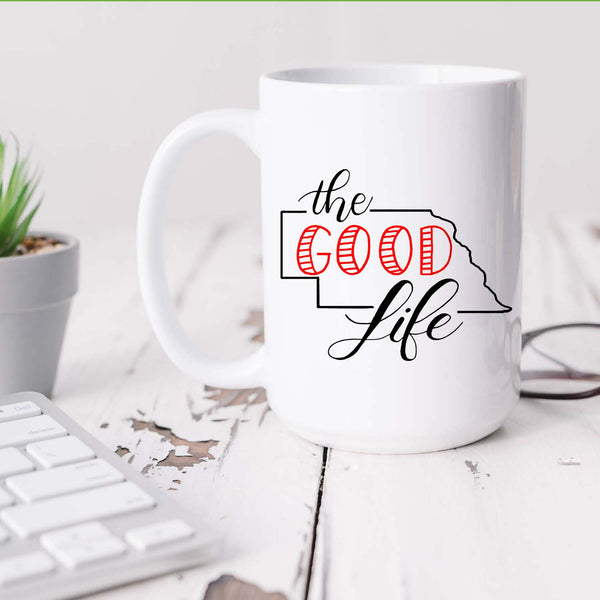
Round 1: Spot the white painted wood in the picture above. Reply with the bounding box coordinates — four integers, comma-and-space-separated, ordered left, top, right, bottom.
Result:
308, 215, 600, 600
52, 215, 600, 599
54, 221, 322, 600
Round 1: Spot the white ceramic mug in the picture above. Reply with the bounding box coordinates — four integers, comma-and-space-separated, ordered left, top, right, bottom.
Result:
138, 64, 524, 453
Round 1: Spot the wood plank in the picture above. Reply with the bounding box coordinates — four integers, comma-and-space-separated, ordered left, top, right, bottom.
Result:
55, 222, 323, 600
308, 215, 600, 600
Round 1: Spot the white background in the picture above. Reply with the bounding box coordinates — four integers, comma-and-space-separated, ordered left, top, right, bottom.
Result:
0, 1, 598, 234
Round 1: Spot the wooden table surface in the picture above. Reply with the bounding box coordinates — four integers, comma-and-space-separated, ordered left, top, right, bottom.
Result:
53, 215, 600, 600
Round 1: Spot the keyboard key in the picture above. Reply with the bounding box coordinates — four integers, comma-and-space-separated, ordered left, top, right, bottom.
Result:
0, 415, 66, 449
0, 524, 8, 544
0, 401, 41, 424
40, 521, 110, 547
41, 523, 126, 569
126, 519, 194, 551
0, 489, 14, 509
0, 551, 55, 586
51, 536, 126, 569
26, 435, 95, 468
7, 459, 124, 502
1, 482, 156, 537
0, 448, 35, 478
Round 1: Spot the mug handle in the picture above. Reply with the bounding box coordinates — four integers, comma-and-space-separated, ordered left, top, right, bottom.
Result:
137, 109, 265, 389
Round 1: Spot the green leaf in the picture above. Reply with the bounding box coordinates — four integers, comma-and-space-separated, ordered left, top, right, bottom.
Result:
0, 136, 5, 191
0, 181, 34, 241
0, 202, 39, 257
0, 135, 42, 255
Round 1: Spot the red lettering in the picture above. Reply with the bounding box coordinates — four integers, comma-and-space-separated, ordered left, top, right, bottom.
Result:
420, 226, 452, 275
296, 225, 331, 275
336, 225, 371, 275
379, 226, 413, 275
295, 224, 453, 276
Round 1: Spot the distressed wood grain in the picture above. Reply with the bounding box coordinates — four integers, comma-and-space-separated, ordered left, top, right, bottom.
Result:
307, 215, 600, 600
55, 222, 322, 600
54, 215, 600, 600
204, 575, 288, 600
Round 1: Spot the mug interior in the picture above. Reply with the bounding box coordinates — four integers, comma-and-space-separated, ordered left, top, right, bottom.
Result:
265, 64, 523, 86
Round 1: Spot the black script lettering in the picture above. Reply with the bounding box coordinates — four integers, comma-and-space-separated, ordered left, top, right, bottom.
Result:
298, 169, 373, 222
328, 279, 463, 360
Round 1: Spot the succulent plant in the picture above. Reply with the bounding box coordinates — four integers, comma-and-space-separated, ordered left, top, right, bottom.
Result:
0, 135, 41, 257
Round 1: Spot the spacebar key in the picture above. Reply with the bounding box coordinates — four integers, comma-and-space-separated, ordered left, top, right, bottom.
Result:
1, 482, 155, 537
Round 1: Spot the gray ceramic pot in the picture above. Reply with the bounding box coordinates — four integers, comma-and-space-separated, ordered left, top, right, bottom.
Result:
0, 232, 79, 396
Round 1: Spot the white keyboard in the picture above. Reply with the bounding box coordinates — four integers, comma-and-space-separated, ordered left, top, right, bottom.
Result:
0, 392, 218, 600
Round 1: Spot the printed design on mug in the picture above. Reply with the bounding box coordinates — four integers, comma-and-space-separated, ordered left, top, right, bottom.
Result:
279, 169, 512, 362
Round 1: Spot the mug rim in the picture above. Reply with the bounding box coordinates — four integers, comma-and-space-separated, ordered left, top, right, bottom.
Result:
262, 63, 524, 88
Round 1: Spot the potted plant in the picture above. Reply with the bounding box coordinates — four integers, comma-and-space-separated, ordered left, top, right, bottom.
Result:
0, 135, 78, 396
